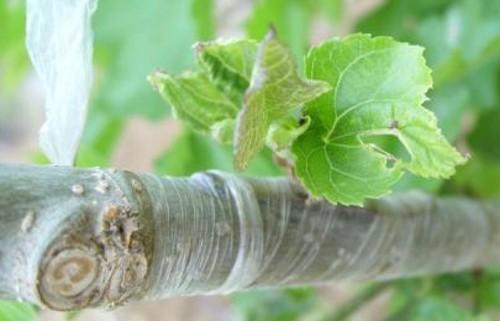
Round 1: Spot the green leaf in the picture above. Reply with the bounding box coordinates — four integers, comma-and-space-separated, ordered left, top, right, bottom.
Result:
234, 30, 331, 170
151, 39, 259, 144
149, 71, 238, 135
196, 38, 257, 104
0, 301, 37, 321
152, 33, 329, 171
293, 34, 466, 205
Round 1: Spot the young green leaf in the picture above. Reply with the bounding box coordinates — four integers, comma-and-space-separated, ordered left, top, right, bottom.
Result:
293, 34, 466, 205
234, 30, 331, 170
149, 71, 238, 135
196, 39, 257, 104
151, 39, 259, 143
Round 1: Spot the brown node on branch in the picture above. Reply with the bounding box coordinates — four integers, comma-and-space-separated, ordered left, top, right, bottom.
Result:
36, 171, 152, 311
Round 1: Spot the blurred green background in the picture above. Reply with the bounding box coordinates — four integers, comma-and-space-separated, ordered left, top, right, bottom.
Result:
1, 0, 500, 320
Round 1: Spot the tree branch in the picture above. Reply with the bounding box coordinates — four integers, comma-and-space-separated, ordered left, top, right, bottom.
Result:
0, 164, 499, 311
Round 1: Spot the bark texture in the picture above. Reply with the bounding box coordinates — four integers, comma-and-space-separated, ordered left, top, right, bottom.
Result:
0, 164, 499, 311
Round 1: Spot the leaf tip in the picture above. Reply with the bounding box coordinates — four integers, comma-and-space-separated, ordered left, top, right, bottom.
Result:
147, 69, 169, 91
193, 41, 206, 54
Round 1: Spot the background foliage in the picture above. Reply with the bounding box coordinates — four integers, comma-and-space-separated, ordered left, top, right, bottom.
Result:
0, 0, 499, 320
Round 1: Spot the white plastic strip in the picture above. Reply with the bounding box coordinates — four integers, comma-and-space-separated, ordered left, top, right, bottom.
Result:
26, 0, 97, 165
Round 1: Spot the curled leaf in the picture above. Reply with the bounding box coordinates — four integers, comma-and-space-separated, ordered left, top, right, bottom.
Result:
234, 30, 331, 170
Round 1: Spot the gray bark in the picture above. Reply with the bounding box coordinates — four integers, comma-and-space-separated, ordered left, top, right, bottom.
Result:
0, 164, 499, 311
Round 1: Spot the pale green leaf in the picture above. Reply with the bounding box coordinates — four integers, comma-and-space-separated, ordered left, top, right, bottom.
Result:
196, 39, 257, 104
293, 34, 466, 205
234, 30, 331, 170
149, 71, 238, 134
151, 39, 257, 145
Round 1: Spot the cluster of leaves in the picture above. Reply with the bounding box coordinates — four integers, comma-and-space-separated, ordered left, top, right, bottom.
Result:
80, 0, 345, 169
151, 30, 465, 205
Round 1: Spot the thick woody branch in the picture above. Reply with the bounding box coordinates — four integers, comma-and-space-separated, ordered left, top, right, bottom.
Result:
0, 164, 499, 310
